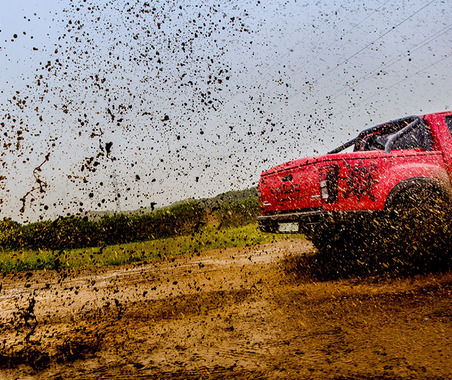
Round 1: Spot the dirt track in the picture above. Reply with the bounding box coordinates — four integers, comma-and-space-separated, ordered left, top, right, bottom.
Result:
0, 239, 451, 379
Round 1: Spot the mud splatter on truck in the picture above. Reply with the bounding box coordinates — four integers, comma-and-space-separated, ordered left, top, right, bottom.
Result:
258, 112, 452, 271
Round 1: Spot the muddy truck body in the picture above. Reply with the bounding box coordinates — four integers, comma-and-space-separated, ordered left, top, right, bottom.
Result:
258, 111, 452, 256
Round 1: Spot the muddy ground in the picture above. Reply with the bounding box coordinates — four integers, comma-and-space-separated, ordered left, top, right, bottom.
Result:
0, 239, 451, 379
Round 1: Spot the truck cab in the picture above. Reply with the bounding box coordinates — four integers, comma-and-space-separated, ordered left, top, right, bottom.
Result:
257, 111, 452, 260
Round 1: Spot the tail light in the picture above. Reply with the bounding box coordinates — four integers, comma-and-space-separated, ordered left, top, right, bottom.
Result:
319, 165, 339, 203
257, 178, 272, 209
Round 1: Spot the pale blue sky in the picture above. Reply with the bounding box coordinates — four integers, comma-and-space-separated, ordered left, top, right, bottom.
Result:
0, 0, 451, 222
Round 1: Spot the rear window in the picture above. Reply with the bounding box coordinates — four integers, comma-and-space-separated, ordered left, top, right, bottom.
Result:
446, 116, 452, 136
359, 121, 432, 152
391, 123, 432, 150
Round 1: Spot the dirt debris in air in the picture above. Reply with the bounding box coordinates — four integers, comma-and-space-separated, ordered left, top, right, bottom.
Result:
0, 239, 451, 379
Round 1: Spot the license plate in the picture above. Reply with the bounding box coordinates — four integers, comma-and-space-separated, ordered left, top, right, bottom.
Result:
278, 222, 299, 233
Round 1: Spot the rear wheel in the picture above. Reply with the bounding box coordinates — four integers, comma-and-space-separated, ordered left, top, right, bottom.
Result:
382, 186, 452, 272
310, 186, 452, 277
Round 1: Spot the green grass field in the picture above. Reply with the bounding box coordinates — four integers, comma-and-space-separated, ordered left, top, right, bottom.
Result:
0, 224, 304, 272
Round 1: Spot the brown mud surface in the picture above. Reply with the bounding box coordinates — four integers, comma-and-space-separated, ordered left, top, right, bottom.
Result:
0, 239, 451, 379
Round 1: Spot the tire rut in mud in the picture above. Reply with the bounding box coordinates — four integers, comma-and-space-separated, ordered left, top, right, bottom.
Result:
0, 288, 252, 372
1, 240, 451, 379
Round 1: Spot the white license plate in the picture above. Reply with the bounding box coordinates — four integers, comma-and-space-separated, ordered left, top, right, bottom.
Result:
278, 222, 299, 233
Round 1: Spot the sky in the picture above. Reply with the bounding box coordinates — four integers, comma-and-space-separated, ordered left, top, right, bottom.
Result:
0, 0, 451, 222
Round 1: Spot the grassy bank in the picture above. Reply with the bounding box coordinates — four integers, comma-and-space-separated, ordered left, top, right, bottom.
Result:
0, 224, 304, 272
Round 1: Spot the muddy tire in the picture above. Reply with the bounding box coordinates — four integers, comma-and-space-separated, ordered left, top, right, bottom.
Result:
381, 186, 452, 272
310, 186, 452, 277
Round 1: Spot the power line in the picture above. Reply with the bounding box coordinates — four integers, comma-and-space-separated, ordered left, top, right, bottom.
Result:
281, 0, 437, 106
294, 52, 451, 130
259, 0, 438, 118
294, 23, 452, 117
349, 53, 451, 108
258, 0, 393, 99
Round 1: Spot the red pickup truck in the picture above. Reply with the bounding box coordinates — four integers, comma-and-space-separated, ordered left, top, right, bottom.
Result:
258, 111, 452, 260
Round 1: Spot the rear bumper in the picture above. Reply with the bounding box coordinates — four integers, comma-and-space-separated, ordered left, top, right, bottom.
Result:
257, 210, 384, 234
